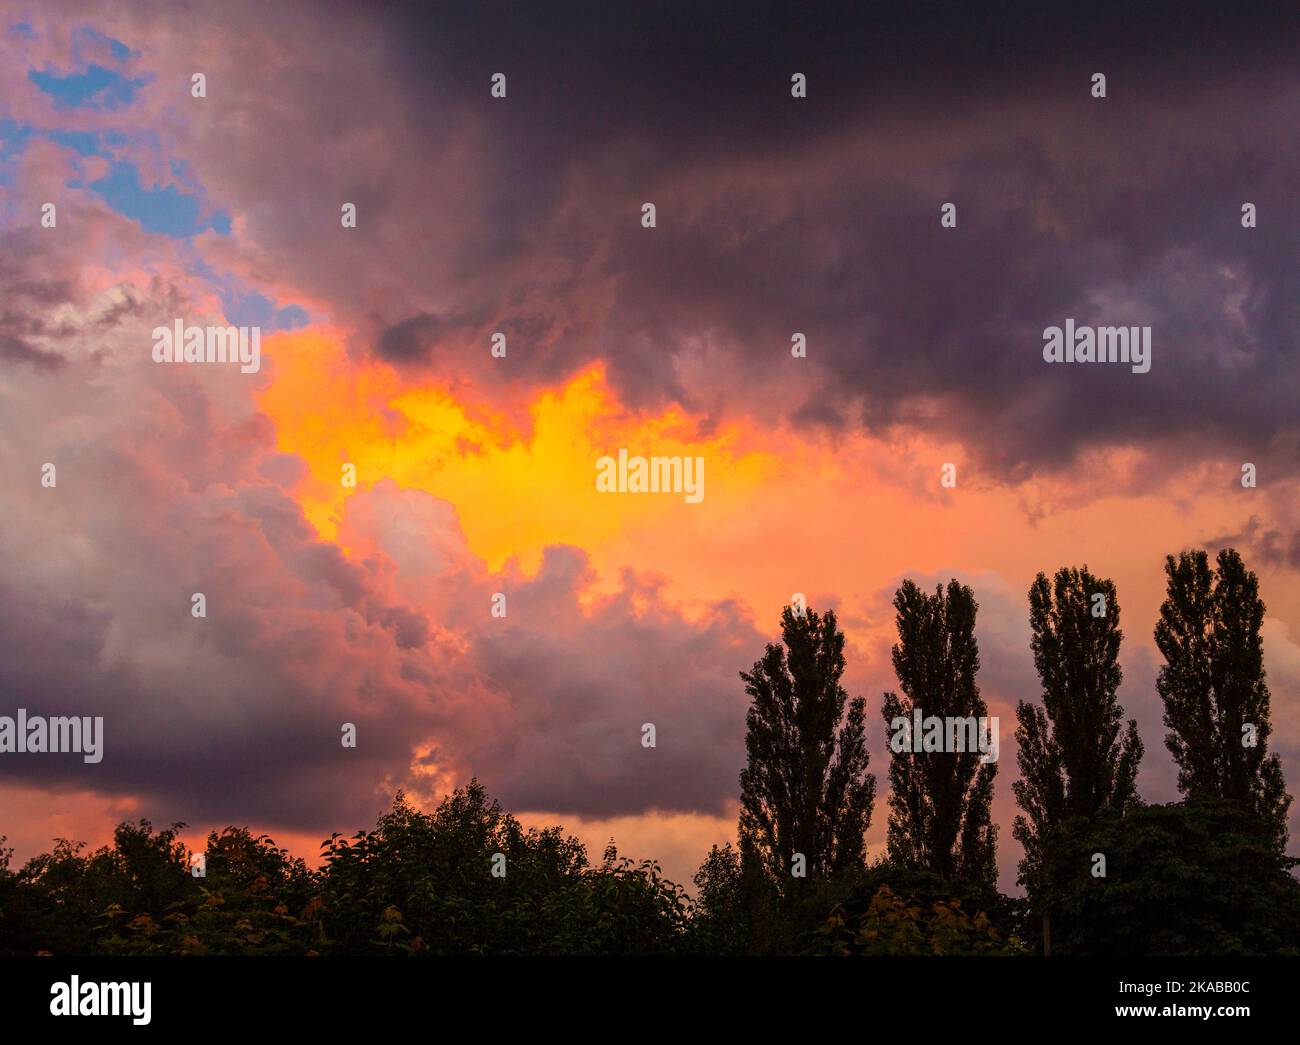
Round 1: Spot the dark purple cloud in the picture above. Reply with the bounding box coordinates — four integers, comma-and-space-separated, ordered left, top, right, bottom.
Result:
116, 0, 1296, 481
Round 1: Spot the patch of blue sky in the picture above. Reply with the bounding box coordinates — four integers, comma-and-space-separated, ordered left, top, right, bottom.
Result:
186, 254, 311, 332
89, 160, 231, 238
46, 128, 100, 156
27, 26, 144, 109
29, 63, 150, 111
224, 291, 310, 331
23, 120, 227, 239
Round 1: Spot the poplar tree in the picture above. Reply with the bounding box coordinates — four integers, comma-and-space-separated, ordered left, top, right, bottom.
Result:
1013, 566, 1143, 900
1155, 548, 1291, 846
881, 579, 997, 890
738, 606, 875, 889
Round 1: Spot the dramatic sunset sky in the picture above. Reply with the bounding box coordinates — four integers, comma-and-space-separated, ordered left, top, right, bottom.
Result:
1, 1, 1297, 893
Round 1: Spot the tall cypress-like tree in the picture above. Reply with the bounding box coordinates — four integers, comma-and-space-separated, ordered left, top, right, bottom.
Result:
738, 606, 875, 889
1013, 566, 1143, 899
1155, 548, 1291, 846
881, 579, 997, 890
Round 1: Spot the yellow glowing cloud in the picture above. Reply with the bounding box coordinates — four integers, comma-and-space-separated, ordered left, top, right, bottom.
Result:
256, 329, 777, 572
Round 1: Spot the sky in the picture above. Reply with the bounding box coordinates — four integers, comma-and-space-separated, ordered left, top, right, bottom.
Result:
0, 0, 1297, 894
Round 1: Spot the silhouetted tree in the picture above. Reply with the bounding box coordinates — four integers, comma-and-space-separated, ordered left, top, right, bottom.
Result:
687, 842, 755, 953
148, 827, 314, 956
738, 606, 875, 891
882, 580, 997, 890
0, 820, 194, 956
1014, 566, 1143, 919
1155, 548, 1291, 847
320, 780, 689, 955
0, 782, 693, 956
1038, 800, 1300, 955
